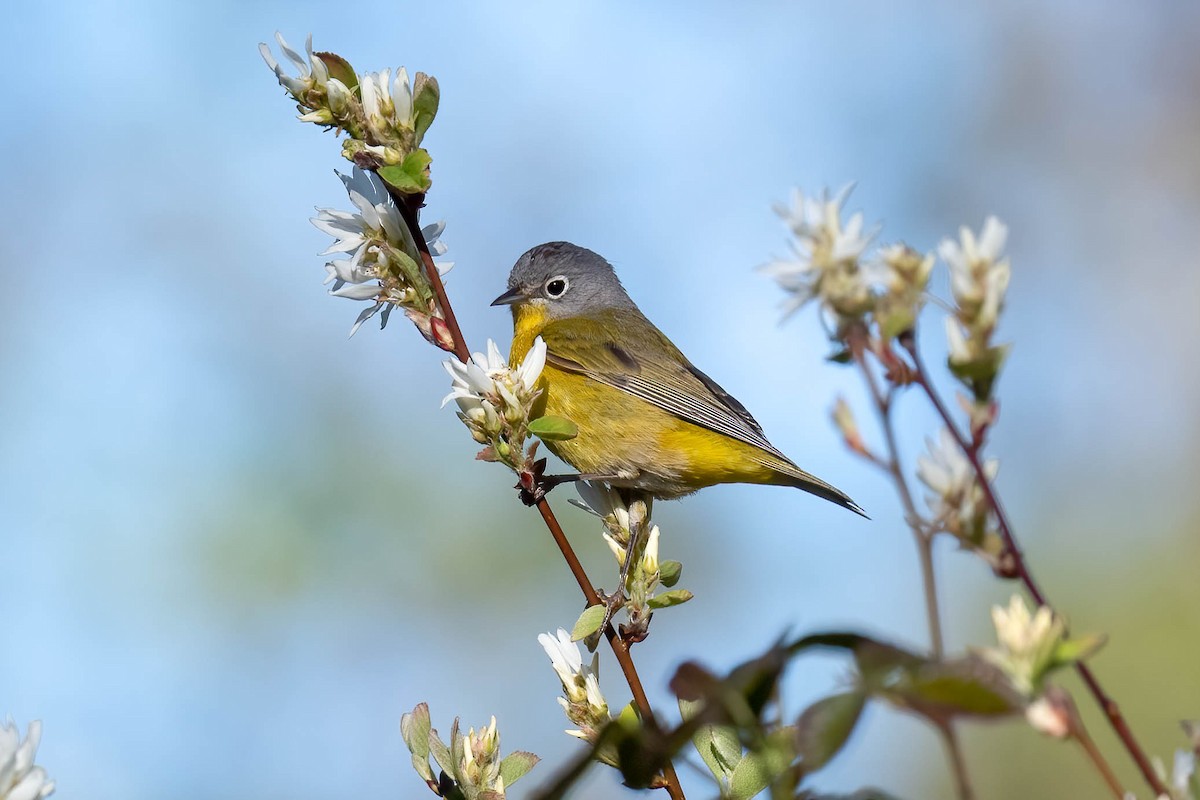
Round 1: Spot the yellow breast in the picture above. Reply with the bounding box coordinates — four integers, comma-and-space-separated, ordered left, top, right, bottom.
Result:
508, 304, 787, 497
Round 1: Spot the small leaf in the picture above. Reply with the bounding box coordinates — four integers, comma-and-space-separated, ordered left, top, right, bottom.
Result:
528, 415, 579, 441
879, 656, 1024, 723
448, 718, 465, 783
709, 724, 744, 776
499, 751, 540, 786
412, 72, 441, 143
826, 347, 853, 364
378, 148, 433, 195
401, 703, 432, 758
658, 560, 682, 587
314, 52, 359, 91
647, 589, 693, 609
728, 743, 794, 800
1052, 633, 1106, 667
571, 604, 606, 641
428, 728, 454, 776
795, 691, 867, 772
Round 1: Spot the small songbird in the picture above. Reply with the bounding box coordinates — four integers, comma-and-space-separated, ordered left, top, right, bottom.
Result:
492, 242, 865, 516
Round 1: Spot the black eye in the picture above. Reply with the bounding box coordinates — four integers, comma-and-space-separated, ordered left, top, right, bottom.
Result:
544, 276, 569, 298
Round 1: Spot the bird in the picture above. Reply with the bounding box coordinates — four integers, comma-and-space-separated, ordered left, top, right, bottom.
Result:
491, 241, 865, 517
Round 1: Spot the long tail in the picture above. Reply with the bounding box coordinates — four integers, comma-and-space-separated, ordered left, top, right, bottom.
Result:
762, 457, 869, 518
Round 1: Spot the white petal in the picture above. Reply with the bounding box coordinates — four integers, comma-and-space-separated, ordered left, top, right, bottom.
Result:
393, 67, 413, 121
330, 283, 382, 300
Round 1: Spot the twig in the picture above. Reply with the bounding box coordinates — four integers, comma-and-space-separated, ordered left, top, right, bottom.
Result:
391, 189, 686, 800
900, 337, 1166, 798
847, 327, 972, 800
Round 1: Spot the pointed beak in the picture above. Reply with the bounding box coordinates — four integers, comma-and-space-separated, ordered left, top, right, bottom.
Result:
490, 286, 524, 306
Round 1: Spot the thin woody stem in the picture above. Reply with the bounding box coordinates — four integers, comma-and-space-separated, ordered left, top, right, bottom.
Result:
901, 337, 1165, 798
390, 188, 686, 800
848, 328, 971, 799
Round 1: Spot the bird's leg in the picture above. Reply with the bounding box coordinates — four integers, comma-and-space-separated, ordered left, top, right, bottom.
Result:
597, 508, 642, 640
516, 467, 626, 506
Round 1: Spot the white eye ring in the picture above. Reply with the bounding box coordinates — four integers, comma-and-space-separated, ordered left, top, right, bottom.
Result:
544, 275, 569, 298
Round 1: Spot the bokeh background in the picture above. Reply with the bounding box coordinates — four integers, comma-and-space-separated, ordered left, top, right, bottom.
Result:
3, 2, 1198, 798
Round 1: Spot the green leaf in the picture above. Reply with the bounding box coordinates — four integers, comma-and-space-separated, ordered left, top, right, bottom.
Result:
571, 604, 606, 641
378, 148, 433, 195
401, 703, 432, 757
1052, 633, 1107, 667
499, 751, 540, 786
879, 656, 1024, 723
728, 741, 794, 800
795, 691, 867, 772
647, 589, 693, 609
528, 415, 579, 441
826, 347, 853, 364
790, 632, 1022, 724
314, 52, 359, 91
428, 728, 454, 776
658, 560, 682, 587
448, 718, 465, 783
412, 72, 441, 143
705, 723, 744, 779
400, 703, 434, 782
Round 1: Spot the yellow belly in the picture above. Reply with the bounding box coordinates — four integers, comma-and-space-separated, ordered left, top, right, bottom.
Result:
511, 310, 787, 497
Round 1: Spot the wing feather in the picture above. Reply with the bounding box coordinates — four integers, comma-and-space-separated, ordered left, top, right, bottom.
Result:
541, 315, 794, 465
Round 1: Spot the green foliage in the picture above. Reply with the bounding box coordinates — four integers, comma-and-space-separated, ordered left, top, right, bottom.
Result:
378, 148, 433, 194
658, 559, 683, 587
647, 588, 693, 609
527, 415, 579, 442
795, 691, 868, 772
571, 604, 606, 641
413, 72, 441, 144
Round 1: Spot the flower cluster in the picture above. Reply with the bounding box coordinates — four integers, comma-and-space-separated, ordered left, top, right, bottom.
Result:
571, 483, 690, 641
538, 629, 611, 742
916, 428, 1003, 565
442, 339, 547, 471
401, 703, 538, 800
871, 243, 934, 339
939, 217, 1011, 401
978, 595, 1104, 699
260, 33, 438, 174
0, 719, 54, 800
312, 168, 453, 342
761, 186, 876, 326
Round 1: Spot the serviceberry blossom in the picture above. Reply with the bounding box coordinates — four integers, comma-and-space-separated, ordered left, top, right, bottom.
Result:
311, 167, 451, 337
762, 185, 876, 321
0, 719, 55, 800
442, 339, 547, 467
538, 629, 610, 741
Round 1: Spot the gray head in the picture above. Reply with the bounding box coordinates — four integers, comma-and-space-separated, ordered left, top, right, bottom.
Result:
491, 242, 638, 320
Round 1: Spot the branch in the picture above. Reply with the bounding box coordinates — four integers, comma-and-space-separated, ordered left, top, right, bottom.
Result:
848, 327, 972, 800
901, 337, 1166, 798
391, 189, 686, 800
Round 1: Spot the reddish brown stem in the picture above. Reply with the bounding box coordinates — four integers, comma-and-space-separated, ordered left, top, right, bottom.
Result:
390, 187, 685, 800
901, 338, 1166, 798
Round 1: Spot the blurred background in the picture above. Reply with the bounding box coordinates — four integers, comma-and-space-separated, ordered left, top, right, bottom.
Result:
3, 1, 1198, 798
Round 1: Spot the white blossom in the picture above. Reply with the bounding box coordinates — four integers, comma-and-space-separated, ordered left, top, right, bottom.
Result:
938, 216, 1011, 332
0, 719, 54, 800
761, 185, 876, 319
538, 629, 609, 740
458, 716, 504, 795
442, 338, 546, 452
311, 168, 451, 336
259, 32, 330, 102
916, 428, 998, 537
982, 594, 1065, 695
